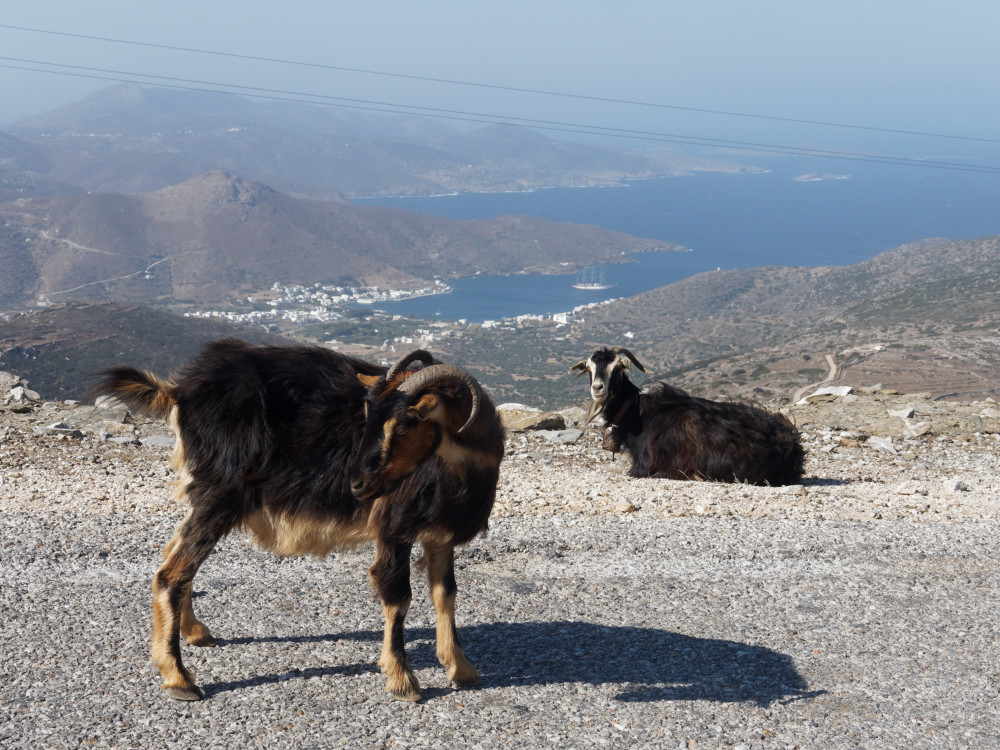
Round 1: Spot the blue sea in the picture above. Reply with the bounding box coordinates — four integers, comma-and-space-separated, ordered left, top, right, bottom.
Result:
353, 156, 1000, 322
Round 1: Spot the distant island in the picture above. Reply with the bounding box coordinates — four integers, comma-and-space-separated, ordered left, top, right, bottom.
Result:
794, 173, 851, 182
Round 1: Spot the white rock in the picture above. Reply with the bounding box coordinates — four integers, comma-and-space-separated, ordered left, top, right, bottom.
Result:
535, 429, 584, 445
496, 403, 539, 412
10, 386, 41, 403
813, 385, 853, 397
140, 435, 176, 448
797, 385, 853, 405
868, 436, 897, 455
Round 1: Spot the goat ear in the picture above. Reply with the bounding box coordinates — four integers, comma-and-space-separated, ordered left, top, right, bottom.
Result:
407, 393, 441, 422
358, 373, 381, 388
618, 356, 632, 372
570, 361, 589, 375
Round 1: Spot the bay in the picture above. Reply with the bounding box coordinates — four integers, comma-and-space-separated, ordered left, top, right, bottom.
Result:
353, 156, 1000, 322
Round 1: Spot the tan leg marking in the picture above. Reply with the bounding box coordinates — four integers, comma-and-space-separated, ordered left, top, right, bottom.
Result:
150, 527, 208, 701
160, 520, 215, 647
426, 548, 480, 687
150, 565, 202, 699
379, 601, 421, 701
179, 587, 215, 647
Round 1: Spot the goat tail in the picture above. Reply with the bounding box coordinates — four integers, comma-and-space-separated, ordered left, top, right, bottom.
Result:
89, 366, 176, 419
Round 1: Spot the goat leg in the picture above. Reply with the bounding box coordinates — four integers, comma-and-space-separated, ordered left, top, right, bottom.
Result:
370, 540, 421, 701
425, 545, 481, 687
161, 522, 215, 647
151, 503, 232, 701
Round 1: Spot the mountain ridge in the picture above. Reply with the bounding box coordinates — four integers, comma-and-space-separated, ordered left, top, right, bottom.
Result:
2, 236, 997, 406
4, 83, 757, 199
0, 170, 683, 308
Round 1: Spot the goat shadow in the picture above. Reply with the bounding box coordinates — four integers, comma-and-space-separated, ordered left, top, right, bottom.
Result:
207, 620, 818, 706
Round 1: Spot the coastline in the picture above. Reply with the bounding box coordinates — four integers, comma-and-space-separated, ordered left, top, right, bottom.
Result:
348, 165, 768, 202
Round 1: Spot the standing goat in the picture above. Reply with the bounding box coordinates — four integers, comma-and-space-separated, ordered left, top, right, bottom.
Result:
572, 346, 804, 485
91, 339, 504, 702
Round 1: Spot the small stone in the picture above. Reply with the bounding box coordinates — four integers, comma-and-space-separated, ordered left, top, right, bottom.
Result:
33, 424, 85, 439
942, 478, 970, 493
867, 436, 897, 455
109, 437, 142, 445
614, 502, 636, 514
796, 385, 855, 405
140, 435, 176, 448
894, 481, 927, 496
499, 408, 567, 432
10, 386, 41, 403
535, 429, 583, 445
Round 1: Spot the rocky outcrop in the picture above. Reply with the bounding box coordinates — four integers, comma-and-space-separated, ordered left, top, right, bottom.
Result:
4, 373, 997, 525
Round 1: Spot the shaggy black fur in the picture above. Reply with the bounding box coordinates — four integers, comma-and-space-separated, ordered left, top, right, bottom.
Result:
578, 347, 805, 486
91, 338, 504, 702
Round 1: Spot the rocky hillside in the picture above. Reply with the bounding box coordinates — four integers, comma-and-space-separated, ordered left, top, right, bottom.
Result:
425, 235, 1000, 407
0, 302, 288, 400
3, 371, 998, 523
576, 236, 1000, 369
2, 236, 997, 407
0, 171, 681, 308
0, 132, 84, 201
4, 83, 754, 198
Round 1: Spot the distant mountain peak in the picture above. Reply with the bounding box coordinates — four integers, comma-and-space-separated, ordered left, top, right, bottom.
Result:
149, 170, 278, 210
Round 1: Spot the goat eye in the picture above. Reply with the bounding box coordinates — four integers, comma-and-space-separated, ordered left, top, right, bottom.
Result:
394, 423, 408, 436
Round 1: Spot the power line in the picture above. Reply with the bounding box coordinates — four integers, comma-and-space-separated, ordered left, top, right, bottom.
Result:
4, 59, 1000, 176
2, 22, 999, 146
5, 56, 1000, 175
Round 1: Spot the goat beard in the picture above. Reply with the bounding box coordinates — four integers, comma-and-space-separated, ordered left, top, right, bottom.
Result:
587, 396, 607, 422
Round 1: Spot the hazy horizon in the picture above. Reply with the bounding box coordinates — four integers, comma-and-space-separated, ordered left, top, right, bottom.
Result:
2, 1, 999, 164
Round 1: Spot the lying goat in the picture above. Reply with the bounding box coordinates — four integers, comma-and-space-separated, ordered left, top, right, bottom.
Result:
91, 339, 504, 702
572, 346, 804, 485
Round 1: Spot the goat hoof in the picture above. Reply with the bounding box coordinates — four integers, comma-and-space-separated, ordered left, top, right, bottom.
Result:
164, 685, 204, 701
183, 628, 216, 647
445, 657, 481, 687
451, 672, 481, 688
388, 686, 422, 702
384, 671, 422, 702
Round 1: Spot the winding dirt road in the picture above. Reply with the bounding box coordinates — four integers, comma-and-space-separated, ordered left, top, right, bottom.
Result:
791, 353, 841, 402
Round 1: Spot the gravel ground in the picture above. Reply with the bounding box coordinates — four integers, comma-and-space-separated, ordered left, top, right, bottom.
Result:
1, 392, 999, 749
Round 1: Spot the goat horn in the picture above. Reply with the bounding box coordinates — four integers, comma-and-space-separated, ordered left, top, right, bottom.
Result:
611, 347, 647, 373
397, 364, 481, 433
386, 349, 435, 382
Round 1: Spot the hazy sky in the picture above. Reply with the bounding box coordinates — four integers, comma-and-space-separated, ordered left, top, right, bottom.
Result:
2, 1, 999, 160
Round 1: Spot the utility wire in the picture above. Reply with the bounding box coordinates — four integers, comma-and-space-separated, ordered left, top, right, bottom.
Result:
3, 57, 1000, 176
2, 22, 999, 146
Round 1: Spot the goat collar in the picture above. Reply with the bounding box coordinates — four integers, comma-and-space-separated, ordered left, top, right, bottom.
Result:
613, 397, 635, 426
